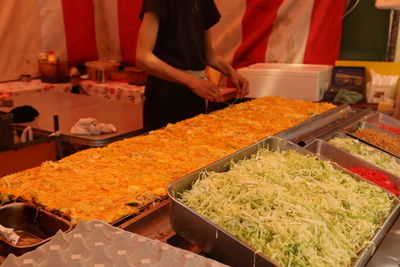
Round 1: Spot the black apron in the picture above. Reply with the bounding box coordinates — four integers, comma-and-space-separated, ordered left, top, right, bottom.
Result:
143, 75, 206, 131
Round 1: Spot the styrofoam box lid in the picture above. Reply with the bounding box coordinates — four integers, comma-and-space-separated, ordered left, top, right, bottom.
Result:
238, 63, 333, 77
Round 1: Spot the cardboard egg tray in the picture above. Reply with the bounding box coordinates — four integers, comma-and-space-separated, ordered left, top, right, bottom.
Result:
2, 220, 227, 267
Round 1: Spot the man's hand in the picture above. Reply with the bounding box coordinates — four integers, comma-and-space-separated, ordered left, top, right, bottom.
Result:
188, 78, 223, 102
230, 71, 249, 98
204, 30, 249, 99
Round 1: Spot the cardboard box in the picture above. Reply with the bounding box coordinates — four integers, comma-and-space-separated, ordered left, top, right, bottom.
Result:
238, 63, 333, 101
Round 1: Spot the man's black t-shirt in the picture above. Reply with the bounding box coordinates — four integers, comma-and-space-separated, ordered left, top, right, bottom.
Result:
139, 0, 221, 70
139, 0, 221, 131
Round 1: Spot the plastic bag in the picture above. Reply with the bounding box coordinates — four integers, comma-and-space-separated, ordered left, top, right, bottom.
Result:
366, 69, 398, 103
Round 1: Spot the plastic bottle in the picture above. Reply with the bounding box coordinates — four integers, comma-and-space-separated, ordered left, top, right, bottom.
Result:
47, 50, 58, 64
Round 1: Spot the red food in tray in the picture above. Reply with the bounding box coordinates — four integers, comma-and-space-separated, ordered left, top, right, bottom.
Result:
380, 123, 400, 136
348, 166, 400, 196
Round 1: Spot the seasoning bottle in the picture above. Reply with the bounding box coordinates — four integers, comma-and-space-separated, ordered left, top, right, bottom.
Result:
47, 50, 58, 64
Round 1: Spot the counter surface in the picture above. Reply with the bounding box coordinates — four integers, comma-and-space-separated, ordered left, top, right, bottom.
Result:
0, 91, 143, 146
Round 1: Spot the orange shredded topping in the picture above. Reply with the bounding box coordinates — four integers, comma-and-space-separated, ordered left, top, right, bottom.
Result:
0, 96, 335, 222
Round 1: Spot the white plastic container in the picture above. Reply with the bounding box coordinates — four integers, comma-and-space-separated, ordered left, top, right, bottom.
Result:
238, 63, 333, 101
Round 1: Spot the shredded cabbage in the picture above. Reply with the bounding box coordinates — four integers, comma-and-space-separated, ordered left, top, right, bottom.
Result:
328, 137, 400, 178
179, 149, 394, 267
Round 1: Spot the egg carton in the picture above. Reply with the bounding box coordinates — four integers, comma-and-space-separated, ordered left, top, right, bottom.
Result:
1, 220, 228, 267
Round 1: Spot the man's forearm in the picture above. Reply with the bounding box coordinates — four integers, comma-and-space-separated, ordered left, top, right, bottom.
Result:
206, 54, 234, 78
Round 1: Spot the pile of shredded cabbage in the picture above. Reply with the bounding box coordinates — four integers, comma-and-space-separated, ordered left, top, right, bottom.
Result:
329, 137, 400, 177
179, 149, 394, 267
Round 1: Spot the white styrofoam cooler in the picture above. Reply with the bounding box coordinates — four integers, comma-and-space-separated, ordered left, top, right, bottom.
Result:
238, 63, 333, 101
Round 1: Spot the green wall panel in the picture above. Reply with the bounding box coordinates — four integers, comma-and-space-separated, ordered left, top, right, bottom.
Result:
340, 0, 391, 61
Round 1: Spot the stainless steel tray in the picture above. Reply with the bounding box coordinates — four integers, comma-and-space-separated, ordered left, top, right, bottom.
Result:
119, 199, 174, 242
61, 128, 146, 147
317, 131, 400, 177
345, 121, 400, 159
305, 138, 400, 193
168, 137, 400, 267
308, 124, 348, 141
119, 199, 204, 255
111, 196, 169, 227
0, 203, 72, 257
276, 104, 372, 145
364, 112, 400, 129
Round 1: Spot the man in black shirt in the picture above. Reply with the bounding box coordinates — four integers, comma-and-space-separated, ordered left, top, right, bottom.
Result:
136, 0, 249, 131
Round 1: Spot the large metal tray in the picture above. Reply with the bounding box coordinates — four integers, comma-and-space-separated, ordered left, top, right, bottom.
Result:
345, 121, 400, 159
168, 137, 400, 267
364, 111, 400, 130
276, 104, 372, 145
0, 173, 166, 229
61, 128, 146, 147
305, 138, 400, 193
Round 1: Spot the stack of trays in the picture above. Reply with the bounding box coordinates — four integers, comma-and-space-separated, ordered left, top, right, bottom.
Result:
306, 132, 400, 196
350, 112, 400, 157
305, 112, 400, 192
345, 121, 400, 159
2, 220, 227, 267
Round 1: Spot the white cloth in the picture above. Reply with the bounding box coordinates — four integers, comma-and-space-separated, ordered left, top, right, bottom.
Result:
70, 118, 116, 135
20, 126, 33, 143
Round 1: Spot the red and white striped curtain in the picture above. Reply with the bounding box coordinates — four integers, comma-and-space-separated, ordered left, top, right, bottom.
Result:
0, 0, 346, 82
36, 0, 141, 67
